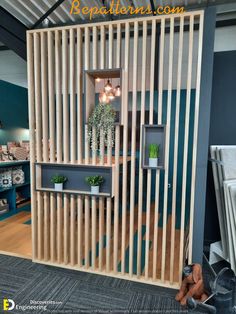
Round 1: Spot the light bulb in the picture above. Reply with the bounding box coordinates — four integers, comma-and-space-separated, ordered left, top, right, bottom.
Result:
95, 77, 101, 82
114, 85, 121, 97
104, 80, 112, 93
107, 90, 115, 101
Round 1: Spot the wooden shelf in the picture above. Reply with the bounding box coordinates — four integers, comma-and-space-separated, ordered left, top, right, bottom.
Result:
141, 124, 166, 170
35, 162, 115, 197
36, 187, 110, 197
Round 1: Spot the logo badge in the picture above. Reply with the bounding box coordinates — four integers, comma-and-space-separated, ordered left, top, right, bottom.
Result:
3, 299, 15, 311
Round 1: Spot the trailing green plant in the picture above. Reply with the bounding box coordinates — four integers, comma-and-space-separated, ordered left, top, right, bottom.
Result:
87, 103, 116, 155
149, 144, 159, 158
51, 175, 67, 184
85, 175, 104, 187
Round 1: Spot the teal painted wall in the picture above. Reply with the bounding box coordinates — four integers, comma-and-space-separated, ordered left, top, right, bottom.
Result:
0, 80, 29, 144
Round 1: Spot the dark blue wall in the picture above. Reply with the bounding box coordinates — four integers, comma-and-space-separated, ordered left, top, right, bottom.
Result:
0, 80, 29, 144
205, 50, 236, 245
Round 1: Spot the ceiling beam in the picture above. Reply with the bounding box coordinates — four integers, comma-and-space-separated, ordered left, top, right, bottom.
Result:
32, 0, 66, 29
0, 6, 27, 60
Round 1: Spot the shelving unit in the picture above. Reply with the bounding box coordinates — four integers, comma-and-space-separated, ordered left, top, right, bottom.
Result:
35, 162, 115, 197
0, 161, 31, 214
141, 125, 166, 169
84, 68, 123, 123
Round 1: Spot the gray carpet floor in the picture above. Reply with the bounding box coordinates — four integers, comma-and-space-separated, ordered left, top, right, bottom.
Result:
0, 254, 205, 313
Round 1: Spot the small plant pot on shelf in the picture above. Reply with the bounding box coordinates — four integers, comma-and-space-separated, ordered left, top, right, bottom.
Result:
149, 158, 159, 168
91, 186, 99, 194
54, 183, 63, 191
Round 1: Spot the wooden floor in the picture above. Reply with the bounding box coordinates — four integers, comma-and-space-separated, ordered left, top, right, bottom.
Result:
0, 211, 32, 259
0, 206, 181, 283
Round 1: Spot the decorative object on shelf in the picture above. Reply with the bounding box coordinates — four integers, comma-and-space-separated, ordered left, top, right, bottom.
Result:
87, 103, 116, 155
85, 175, 104, 194
51, 174, 67, 191
175, 264, 208, 306
0, 152, 15, 161
0, 198, 9, 215
0, 169, 12, 188
148, 144, 159, 167
12, 166, 25, 185
10, 147, 28, 160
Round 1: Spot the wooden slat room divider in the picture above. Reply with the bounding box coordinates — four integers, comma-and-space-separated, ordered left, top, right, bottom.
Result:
27, 10, 204, 289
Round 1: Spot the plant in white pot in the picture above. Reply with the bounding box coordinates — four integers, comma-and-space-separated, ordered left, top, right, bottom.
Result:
85, 175, 104, 195
51, 175, 67, 191
148, 144, 159, 168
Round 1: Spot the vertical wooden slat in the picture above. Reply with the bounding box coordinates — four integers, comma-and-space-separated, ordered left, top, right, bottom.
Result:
153, 19, 165, 280
91, 26, 98, 270
70, 28, 76, 266
27, 32, 37, 260
48, 31, 56, 262
121, 22, 130, 274
34, 33, 43, 260
77, 27, 83, 267
99, 24, 105, 271
99, 130, 105, 270
41, 32, 50, 262
188, 13, 204, 263
161, 17, 174, 282
55, 30, 63, 263
106, 24, 113, 272
62, 29, 69, 265
113, 23, 121, 273
84, 27, 90, 268
145, 19, 156, 279
179, 15, 194, 283
129, 21, 138, 276
137, 20, 147, 277
170, 16, 184, 284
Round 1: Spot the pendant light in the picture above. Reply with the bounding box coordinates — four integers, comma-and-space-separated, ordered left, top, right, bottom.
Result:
107, 90, 115, 101
104, 79, 113, 93
114, 85, 121, 97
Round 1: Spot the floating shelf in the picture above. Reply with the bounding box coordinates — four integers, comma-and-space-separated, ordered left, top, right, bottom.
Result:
141, 124, 166, 169
84, 68, 123, 124
35, 162, 114, 197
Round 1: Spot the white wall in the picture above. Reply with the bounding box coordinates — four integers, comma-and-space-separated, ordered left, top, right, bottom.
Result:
0, 50, 27, 87
0, 24, 235, 89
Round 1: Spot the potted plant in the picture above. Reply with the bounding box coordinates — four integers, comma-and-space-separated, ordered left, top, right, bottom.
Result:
148, 144, 159, 167
51, 175, 67, 191
85, 175, 104, 194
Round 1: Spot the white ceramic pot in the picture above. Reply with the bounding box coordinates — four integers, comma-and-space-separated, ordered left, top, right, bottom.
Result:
149, 158, 158, 168
54, 183, 63, 191
91, 186, 99, 194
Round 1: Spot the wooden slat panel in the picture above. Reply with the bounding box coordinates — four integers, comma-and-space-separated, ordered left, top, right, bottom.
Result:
70, 28, 76, 266
170, 16, 184, 284
145, 19, 156, 280
33, 33, 43, 261
84, 27, 90, 268
77, 27, 83, 267
161, 17, 174, 282
129, 21, 138, 277
179, 15, 194, 283
113, 23, 121, 273
27, 32, 37, 260
121, 22, 130, 274
137, 20, 147, 277
153, 19, 165, 280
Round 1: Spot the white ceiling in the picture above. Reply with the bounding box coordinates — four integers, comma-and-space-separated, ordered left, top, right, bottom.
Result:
0, 0, 235, 29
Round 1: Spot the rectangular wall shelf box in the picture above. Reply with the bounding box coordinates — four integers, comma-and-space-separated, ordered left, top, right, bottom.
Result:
141, 125, 166, 169
35, 162, 114, 197
84, 68, 123, 124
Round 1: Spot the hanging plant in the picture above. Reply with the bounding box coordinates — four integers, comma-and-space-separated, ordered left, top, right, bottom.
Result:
87, 103, 116, 155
